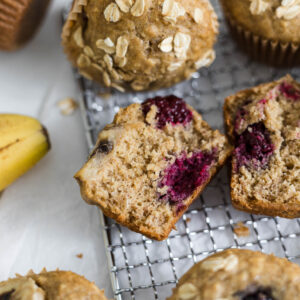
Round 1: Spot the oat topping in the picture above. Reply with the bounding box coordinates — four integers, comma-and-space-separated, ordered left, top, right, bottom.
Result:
73, 26, 84, 48
83, 46, 94, 57
158, 36, 173, 52
174, 32, 191, 59
168, 62, 183, 72
77, 53, 91, 67
116, 36, 129, 57
193, 8, 204, 23
64, 0, 218, 92
250, 0, 300, 18
276, 0, 300, 19
177, 283, 198, 299
96, 38, 116, 54
162, 0, 186, 22
201, 254, 238, 272
131, 0, 145, 16
104, 54, 113, 69
116, 0, 133, 13
105, 37, 115, 48
110, 68, 121, 80
195, 49, 216, 69
249, 0, 270, 15
103, 71, 111, 86
114, 55, 128, 67
104, 3, 121, 22
91, 63, 104, 72
111, 83, 125, 92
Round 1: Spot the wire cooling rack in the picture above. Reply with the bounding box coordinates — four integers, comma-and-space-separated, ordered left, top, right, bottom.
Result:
66, 0, 300, 298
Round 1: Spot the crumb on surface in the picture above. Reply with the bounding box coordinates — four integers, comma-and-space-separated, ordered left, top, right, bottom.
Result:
57, 97, 78, 115
76, 253, 83, 259
234, 222, 250, 237
186, 217, 191, 223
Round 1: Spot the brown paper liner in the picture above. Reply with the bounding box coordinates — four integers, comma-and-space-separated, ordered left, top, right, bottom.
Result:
0, 0, 51, 51
223, 10, 300, 67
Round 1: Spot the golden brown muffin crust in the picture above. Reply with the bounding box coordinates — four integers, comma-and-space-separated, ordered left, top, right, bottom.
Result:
0, 270, 107, 300
62, 0, 218, 91
220, 0, 300, 44
167, 249, 300, 300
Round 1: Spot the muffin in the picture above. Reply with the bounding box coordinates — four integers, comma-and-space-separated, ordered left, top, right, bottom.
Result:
0, 270, 107, 299
224, 75, 300, 218
220, 0, 300, 66
75, 95, 232, 240
0, 0, 51, 50
62, 0, 218, 92
168, 249, 300, 300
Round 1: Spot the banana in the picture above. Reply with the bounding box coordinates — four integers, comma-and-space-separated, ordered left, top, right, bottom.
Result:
0, 114, 51, 191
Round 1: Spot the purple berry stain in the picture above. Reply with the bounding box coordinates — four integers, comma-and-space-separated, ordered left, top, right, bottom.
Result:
142, 95, 193, 129
234, 122, 274, 171
159, 150, 216, 212
280, 82, 300, 101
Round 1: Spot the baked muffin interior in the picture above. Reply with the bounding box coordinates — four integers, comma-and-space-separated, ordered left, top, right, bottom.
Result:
76, 96, 232, 240
225, 75, 300, 217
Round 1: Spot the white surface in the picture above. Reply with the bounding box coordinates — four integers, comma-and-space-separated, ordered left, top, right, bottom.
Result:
0, 0, 113, 298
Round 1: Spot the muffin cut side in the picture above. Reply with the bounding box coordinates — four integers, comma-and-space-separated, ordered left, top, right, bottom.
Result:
224, 75, 300, 218
76, 96, 232, 240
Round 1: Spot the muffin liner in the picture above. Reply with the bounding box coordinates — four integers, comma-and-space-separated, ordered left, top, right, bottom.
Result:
0, 0, 50, 51
61, 0, 87, 41
223, 9, 300, 67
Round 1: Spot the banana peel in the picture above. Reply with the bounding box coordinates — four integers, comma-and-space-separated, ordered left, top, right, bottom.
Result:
0, 114, 51, 191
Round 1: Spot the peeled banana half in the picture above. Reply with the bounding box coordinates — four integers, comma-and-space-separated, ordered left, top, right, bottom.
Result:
0, 114, 51, 191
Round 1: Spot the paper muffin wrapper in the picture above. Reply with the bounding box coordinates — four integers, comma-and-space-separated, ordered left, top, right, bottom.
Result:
0, 0, 50, 51
223, 11, 300, 67
61, 0, 87, 42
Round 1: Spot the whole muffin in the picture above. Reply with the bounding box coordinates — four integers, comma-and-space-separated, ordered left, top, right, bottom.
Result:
0, 0, 51, 50
220, 0, 300, 66
0, 270, 107, 299
62, 0, 218, 92
168, 249, 300, 300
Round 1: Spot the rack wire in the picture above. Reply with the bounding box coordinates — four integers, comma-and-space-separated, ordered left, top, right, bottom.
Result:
68, 0, 300, 298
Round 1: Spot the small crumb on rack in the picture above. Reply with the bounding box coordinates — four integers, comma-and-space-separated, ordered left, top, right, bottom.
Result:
76, 253, 83, 259
186, 217, 191, 223
57, 97, 78, 115
234, 222, 250, 237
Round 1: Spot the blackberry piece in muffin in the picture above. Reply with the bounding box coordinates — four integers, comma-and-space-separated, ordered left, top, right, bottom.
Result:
75, 95, 232, 240
224, 75, 300, 218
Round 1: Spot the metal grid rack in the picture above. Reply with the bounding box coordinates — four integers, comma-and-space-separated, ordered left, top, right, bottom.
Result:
69, 0, 300, 298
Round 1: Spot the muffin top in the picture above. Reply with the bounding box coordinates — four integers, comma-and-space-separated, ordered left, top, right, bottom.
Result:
62, 0, 218, 91
221, 0, 300, 43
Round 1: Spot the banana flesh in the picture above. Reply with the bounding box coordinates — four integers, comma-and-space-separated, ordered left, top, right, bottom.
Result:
0, 114, 50, 191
